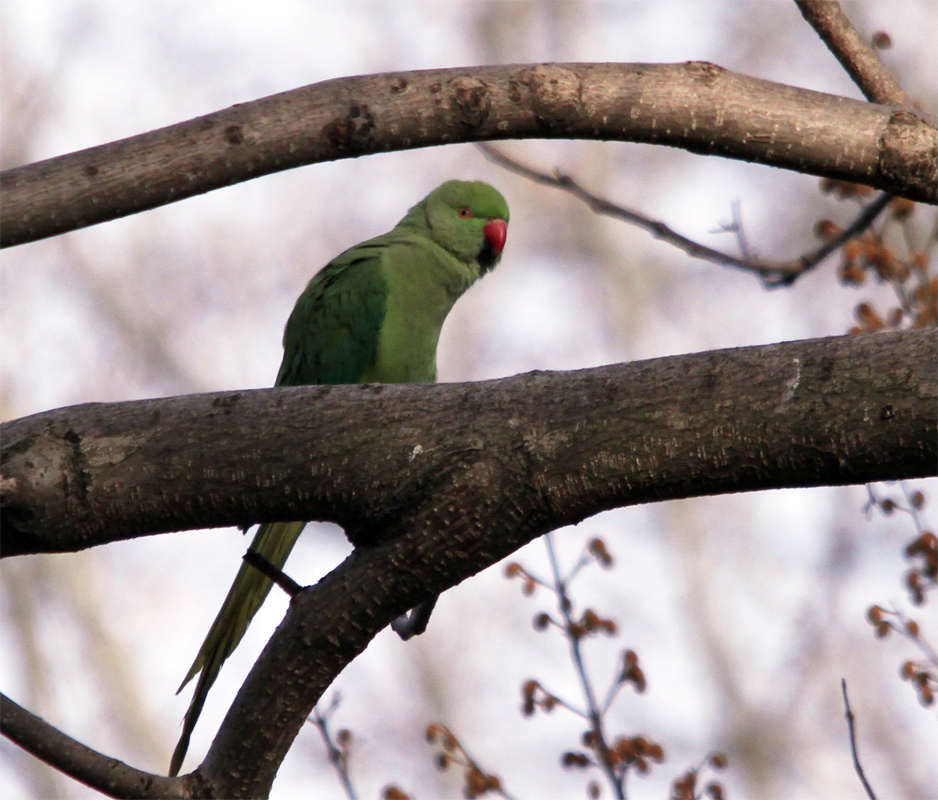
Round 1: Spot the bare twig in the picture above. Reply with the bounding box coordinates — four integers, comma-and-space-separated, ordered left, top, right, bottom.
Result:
480, 143, 892, 287
309, 696, 359, 800
890, 604, 938, 667
242, 550, 303, 597
864, 480, 937, 610
794, 0, 913, 106
840, 679, 878, 800
511, 535, 663, 796
425, 723, 519, 800
543, 534, 626, 800
711, 200, 754, 261
899, 483, 934, 554
0, 693, 192, 800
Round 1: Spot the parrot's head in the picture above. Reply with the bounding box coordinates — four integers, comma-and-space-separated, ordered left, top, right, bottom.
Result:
424, 180, 509, 273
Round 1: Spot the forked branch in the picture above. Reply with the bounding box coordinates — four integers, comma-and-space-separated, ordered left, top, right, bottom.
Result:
480, 144, 892, 287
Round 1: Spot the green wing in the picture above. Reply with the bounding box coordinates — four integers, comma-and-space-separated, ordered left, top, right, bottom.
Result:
276, 245, 389, 387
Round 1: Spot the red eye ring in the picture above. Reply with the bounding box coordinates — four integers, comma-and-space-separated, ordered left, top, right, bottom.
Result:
458, 206, 472, 218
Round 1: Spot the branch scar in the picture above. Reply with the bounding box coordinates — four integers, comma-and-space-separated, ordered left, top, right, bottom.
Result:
775, 357, 802, 411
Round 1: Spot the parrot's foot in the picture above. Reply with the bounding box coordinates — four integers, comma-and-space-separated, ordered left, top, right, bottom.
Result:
391, 595, 439, 640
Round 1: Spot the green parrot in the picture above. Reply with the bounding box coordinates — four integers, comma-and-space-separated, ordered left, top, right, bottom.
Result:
169, 180, 509, 776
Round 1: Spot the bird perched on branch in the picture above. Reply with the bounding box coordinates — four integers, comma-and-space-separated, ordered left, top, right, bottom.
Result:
170, 179, 509, 776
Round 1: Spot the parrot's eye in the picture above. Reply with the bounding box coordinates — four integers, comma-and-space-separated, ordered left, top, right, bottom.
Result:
457, 206, 472, 218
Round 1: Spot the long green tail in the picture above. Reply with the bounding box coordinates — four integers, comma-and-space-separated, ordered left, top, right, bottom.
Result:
169, 520, 306, 776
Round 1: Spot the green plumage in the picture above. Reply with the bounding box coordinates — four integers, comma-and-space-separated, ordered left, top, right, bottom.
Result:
170, 180, 509, 776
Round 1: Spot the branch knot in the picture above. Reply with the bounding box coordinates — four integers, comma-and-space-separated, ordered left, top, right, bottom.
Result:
517, 65, 584, 128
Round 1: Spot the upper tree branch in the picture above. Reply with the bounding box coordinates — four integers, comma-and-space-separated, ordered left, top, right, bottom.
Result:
795, 0, 913, 106
2, 62, 936, 249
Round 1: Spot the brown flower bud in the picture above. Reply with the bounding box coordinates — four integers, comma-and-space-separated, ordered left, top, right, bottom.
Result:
890, 197, 914, 219
815, 219, 842, 239
710, 752, 728, 769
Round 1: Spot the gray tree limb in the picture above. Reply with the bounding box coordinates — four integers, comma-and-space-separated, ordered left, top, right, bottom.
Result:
2, 61, 936, 249
195, 330, 938, 797
3, 331, 934, 561
6, 330, 933, 797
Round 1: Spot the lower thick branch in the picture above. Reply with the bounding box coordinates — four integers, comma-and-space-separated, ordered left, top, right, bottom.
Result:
2, 331, 935, 558
2, 331, 935, 796
188, 330, 935, 796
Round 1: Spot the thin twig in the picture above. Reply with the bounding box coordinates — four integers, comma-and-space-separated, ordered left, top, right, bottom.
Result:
563, 551, 594, 585
601, 674, 626, 717
426, 723, 520, 800
242, 550, 303, 597
899, 480, 929, 536
309, 696, 360, 800
479, 143, 891, 287
544, 533, 626, 800
794, 0, 913, 106
840, 679, 878, 800
889, 603, 938, 667
710, 199, 754, 261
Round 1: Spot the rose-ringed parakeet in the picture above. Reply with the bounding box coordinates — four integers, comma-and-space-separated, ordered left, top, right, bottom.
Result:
169, 180, 509, 776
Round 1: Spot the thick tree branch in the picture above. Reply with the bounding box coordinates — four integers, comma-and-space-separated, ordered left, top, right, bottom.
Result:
3, 330, 934, 560
3, 331, 935, 796
193, 331, 935, 797
0, 694, 196, 799
795, 0, 913, 107
2, 62, 935, 249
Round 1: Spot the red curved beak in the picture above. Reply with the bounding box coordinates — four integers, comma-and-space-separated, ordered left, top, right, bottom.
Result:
483, 218, 508, 255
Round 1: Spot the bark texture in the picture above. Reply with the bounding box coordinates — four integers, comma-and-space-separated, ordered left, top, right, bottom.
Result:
3, 62, 936, 248
4, 331, 934, 561
196, 330, 937, 798
3, 328, 936, 797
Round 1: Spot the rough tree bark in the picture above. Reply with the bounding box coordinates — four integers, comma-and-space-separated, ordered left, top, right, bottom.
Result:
2, 2, 936, 795
2, 330, 936, 797
3, 331, 936, 558
2, 61, 935, 248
